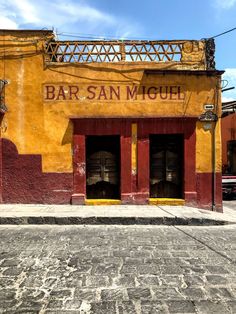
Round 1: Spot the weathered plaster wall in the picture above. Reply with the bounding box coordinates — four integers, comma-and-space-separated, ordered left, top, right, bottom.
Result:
0, 30, 222, 208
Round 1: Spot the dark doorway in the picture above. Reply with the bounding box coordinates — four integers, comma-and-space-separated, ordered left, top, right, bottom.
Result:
86, 135, 120, 199
228, 140, 236, 174
150, 134, 183, 198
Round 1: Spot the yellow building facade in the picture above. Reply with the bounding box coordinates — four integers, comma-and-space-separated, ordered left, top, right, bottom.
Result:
0, 30, 223, 210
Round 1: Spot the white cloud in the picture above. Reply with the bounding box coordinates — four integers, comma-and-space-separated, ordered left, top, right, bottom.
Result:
213, 0, 236, 9
9, 0, 40, 24
0, 0, 138, 38
0, 0, 106, 28
0, 16, 18, 29
54, 1, 114, 25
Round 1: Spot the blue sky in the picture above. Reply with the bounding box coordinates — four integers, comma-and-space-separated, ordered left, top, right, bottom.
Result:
0, 0, 236, 100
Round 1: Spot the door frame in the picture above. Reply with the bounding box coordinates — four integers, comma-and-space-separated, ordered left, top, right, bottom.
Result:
70, 117, 197, 205
71, 118, 132, 204
137, 118, 197, 205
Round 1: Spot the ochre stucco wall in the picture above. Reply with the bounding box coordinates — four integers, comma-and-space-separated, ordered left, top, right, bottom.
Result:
196, 119, 222, 173
0, 31, 222, 175
0, 31, 223, 210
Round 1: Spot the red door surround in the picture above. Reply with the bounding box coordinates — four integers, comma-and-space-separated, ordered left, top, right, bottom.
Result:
71, 118, 197, 206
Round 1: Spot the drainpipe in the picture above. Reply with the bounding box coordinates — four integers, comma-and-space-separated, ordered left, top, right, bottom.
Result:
212, 120, 216, 211
212, 77, 220, 211
204, 38, 218, 211
199, 105, 218, 211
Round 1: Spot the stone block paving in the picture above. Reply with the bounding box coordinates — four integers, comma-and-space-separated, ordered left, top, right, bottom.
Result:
0, 224, 236, 313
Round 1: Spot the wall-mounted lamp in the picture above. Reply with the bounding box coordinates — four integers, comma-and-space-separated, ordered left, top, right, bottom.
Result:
198, 110, 218, 122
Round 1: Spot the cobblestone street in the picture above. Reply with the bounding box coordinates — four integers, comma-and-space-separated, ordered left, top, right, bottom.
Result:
1, 224, 236, 313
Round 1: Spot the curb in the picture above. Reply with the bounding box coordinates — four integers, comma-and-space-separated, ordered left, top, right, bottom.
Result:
0, 216, 234, 225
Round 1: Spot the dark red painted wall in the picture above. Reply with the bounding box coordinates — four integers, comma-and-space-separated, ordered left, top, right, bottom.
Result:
137, 118, 198, 206
1, 139, 73, 204
196, 172, 222, 212
71, 118, 198, 206
72, 118, 134, 204
0, 118, 222, 211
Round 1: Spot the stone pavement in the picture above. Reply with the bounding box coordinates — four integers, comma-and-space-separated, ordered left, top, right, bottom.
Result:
0, 200, 235, 225
1, 224, 236, 313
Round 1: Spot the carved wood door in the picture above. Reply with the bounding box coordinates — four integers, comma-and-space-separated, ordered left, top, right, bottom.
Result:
150, 135, 183, 198
86, 135, 120, 199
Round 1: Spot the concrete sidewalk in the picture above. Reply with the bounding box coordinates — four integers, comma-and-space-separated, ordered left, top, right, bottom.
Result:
0, 202, 235, 225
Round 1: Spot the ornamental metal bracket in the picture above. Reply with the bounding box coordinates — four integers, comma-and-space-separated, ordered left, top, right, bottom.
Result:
0, 79, 8, 113
199, 110, 218, 122
205, 38, 215, 70
0, 79, 8, 92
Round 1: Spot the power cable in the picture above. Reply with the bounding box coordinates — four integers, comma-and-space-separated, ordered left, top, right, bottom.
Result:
58, 26, 236, 42
209, 26, 236, 39
57, 31, 159, 41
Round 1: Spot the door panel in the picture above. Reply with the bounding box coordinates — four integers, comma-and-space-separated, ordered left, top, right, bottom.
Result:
150, 135, 183, 198
86, 136, 120, 199
87, 151, 118, 185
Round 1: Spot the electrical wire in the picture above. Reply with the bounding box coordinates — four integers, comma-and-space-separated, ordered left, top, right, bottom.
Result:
2, 26, 235, 43
1, 25, 236, 43
57, 32, 159, 41
209, 27, 236, 39
58, 34, 116, 40
58, 26, 236, 42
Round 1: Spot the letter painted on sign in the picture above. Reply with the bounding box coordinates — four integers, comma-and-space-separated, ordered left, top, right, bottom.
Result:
178, 86, 185, 100
87, 86, 96, 100
127, 86, 138, 100
170, 86, 178, 100
109, 86, 120, 100
147, 87, 157, 100
98, 86, 107, 100
56, 86, 66, 100
45, 85, 55, 100
142, 86, 146, 100
69, 86, 79, 100
159, 86, 168, 100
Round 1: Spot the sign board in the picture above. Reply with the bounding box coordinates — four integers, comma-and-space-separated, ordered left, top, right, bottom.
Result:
43, 84, 185, 102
